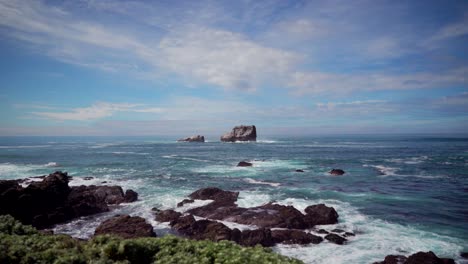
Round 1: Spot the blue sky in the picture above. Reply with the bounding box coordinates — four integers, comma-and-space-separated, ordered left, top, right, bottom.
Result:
0, 0, 467, 136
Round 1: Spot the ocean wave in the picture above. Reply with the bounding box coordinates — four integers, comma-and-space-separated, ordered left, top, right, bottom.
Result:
244, 178, 281, 187
386, 156, 429, 165
0, 145, 51, 149
110, 151, 150, 155
44, 162, 60, 167
364, 164, 399, 176
162, 154, 210, 162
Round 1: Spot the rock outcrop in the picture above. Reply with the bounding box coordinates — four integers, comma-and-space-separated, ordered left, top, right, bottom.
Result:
324, 233, 347, 245
304, 204, 339, 225
373, 251, 455, 264
220, 125, 257, 142
329, 169, 345, 175
177, 135, 205, 142
0, 171, 138, 229
94, 215, 156, 239
237, 161, 253, 167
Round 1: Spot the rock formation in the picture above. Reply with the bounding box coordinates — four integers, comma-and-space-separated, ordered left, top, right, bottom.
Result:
177, 135, 205, 142
94, 214, 156, 239
220, 125, 257, 142
373, 251, 455, 264
237, 161, 253, 167
0, 171, 138, 229
329, 169, 345, 175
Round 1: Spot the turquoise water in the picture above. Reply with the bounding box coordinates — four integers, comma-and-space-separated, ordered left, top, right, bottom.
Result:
0, 135, 467, 263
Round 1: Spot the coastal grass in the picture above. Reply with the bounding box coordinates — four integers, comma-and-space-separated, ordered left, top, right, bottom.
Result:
0, 215, 303, 264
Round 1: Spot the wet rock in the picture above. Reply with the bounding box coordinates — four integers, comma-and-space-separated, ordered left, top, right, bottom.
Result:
271, 229, 323, 245
83, 177, 94, 180
124, 189, 138, 202
177, 135, 205, 142
221, 125, 257, 142
344, 232, 355, 237
155, 209, 182, 222
461, 252, 468, 258
331, 228, 345, 233
177, 199, 194, 207
239, 228, 274, 247
304, 204, 339, 226
405, 251, 450, 264
188, 187, 239, 205
324, 233, 347, 245
237, 161, 253, 167
94, 215, 156, 239
372, 255, 407, 264
316, 229, 329, 234
295, 169, 304, 172
189, 220, 239, 242
329, 169, 345, 175
170, 214, 196, 232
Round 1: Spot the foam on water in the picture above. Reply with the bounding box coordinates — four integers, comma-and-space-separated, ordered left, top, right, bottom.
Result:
44, 162, 60, 167
364, 164, 399, 176
272, 198, 464, 264
236, 191, 272, 207
162, 154, 211, 162
386, 156, 430, 165
244, 178, 281, 187
0, 163, 45, 179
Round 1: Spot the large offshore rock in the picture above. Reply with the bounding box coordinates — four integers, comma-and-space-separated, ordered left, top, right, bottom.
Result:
220, 125, 257, 142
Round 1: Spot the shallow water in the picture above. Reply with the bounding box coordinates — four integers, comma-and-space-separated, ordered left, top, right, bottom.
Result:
0, 135, 467, 263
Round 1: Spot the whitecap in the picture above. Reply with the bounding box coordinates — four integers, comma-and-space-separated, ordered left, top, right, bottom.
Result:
44, 162, 60, 167
364, 164, 399, 176
244, 178, 281, 187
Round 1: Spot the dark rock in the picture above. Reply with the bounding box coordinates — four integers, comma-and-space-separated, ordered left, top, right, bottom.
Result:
331, 228, 345, 233
177, 199, 195, 207
405, 251, 447, 264
124, 189, 138, 202
170, 214, 196, 232
239, 229, 274, 247
189, 220, 238, 242
188, 187, 239, 205
220, 125, 257, 142
344, 232, 355, 237
237, 161, 253, 167
0, 171, 138, 229
271, 229, 323, 245
94, 215, 156, 239
295, 169, 304, 172
155, 209, 182, 222
83, 177, 94, 180
372, 255, 407, 264
329, 169, 345, 175
316, 229, 329, 234
440, 258, 455, 264
324, 233, 347, 245
177, 135, 205, 142
304, 204, 339, 226
461, 252, 468, 259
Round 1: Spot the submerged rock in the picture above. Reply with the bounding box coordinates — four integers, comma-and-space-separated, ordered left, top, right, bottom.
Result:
94, 215, 156, 239
295, 169, 304, 172
324, 233, 347, 245
329, 169, 345, 175
177, 135, 205, 142
220, 125, 257, 142
237, 161, 253, 167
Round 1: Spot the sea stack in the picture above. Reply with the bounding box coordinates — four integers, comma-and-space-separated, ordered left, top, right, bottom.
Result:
177, 135, 205, 142
220, 125, 257, 142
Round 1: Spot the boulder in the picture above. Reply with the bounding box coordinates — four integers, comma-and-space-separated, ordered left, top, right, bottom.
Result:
170, 215, 196, 232
124, 189, 138, 202
188, 219, 240, 242
155, 209, 182, 222
325, 233, 347, 245
329, 169, 345, 175
237, 161, 253, 167
94, 215, 156, 239
239, 228, 274, 247
220, 125, 257, 142
372, 255, 407, 264
405, 251, 451, 264
188, 187, 239, 205
304, 204, 339, 226
271, 229, 323, 245
177, 135, 205, 142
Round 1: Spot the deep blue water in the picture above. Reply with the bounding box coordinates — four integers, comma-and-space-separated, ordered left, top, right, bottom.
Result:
0, 135, 467, 263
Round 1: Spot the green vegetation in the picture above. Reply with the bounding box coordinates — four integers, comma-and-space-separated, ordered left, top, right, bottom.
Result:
0, 215, 303, 264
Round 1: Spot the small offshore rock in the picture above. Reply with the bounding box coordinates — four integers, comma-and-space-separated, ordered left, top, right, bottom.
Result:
329, 169, 345, 175
177, 135, 205, 142
237, 161, 253, 167
123, 189, 138, 202
325, 233, 347, 245
295, 169, 304, 172
304, 204, 339, 226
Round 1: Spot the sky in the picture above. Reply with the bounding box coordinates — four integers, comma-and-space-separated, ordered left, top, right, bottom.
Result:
0, 0, 467, 137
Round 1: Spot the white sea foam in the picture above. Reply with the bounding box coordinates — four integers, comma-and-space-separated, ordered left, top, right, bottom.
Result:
162, 154, 210, 162
44, 162, 60, 167
364, 164, 399, 176
0, 163, 44, 179
386, 156, 429, 165
236, 191, 272, 207
0, 145, 51, 149
244, 178, 281, 187
272, 198, 464, 264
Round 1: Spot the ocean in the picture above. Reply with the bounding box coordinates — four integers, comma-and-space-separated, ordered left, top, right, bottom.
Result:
0, 135, 467, 263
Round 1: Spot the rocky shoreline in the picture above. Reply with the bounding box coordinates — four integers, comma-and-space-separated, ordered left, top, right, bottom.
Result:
0, 171, 464, 263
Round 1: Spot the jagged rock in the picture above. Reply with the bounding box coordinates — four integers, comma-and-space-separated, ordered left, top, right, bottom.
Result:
329, 169, 345, 175
177, 135, 205, 142
0, 171, 138, 229
271, 229, 323, 244
325, 233, 347, 245
170, 215, 196, 232
304, 204, 339, 226
237, 161, 253, 167
155, 209, 182, 222
220, 125, 257, 142
177, 199, 195, 207
405, 251, 453, 264
239, 228, 274, 247
372, 255, 407, 264
94, 215, 156, 239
